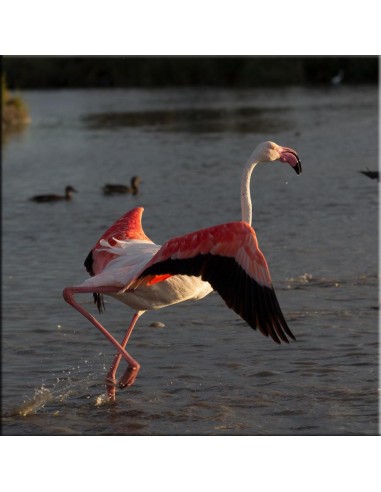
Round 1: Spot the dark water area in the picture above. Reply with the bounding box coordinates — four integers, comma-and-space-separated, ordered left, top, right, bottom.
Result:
2, 85, 379, 435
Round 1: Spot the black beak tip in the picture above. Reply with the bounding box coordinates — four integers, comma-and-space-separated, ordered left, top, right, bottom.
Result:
293, 161, 302, 175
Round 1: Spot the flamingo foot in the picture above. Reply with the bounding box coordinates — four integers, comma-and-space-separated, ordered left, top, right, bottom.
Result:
118, 364, 140, 389
105, 376, 118, 401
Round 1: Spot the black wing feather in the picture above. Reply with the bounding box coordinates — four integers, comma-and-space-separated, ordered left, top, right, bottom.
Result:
139, 253, 295, 343
83, 249, 105, 313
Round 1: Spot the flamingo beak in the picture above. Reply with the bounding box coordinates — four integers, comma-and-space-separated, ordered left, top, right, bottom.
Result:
291, 155, 302, 175
280, 147, 302, 175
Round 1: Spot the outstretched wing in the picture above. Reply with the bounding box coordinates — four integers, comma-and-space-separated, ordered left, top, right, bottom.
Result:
134, 221, 295, 344
84, 207, 152, 276
83, 207, 153, 312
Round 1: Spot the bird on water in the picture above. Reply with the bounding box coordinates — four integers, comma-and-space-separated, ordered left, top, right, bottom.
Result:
30, 185, 77, 203
63, 141, 302, 401
359, 170, 379, 181
103, 176, 141, 195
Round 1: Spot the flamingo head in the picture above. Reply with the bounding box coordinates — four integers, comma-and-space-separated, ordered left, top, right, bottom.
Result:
255, 141, 302, 175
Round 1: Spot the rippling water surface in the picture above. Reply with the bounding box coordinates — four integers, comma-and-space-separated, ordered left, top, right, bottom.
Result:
2, 86, 378, 435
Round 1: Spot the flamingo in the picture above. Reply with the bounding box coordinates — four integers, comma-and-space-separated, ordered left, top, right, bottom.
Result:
31, 185, 77, 203
103, 176, 141, 195
63, 141, 302, 401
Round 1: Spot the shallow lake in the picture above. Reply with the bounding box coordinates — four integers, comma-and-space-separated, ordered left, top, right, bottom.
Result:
2, 85, 378, 435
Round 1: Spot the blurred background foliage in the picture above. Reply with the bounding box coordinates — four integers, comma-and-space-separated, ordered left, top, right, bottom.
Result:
2, 73, 30, 133
2, 56, 378, 89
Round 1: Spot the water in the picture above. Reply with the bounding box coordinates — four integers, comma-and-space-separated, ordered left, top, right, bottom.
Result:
2, 85, 378, 435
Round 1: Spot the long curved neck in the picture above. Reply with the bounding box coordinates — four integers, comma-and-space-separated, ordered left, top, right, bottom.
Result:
241, 158, 259, 225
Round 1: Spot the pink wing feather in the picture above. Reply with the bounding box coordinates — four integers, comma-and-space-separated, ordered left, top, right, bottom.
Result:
85, 207, 153, 276
141, 221, 272, 288
135, 221, 294, 343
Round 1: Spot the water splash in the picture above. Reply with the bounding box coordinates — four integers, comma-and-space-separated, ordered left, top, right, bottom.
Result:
95, 393, 111, 407
286, 273, 341, 289
15, 386, 53, 417
293, 273, 314, 283
8, 370, 111, 417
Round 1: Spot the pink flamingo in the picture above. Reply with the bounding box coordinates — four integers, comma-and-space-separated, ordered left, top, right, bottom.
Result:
63, 141, 302, 401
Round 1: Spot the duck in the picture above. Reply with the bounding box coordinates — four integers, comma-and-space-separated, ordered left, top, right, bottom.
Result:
359, 170, 379, 181
30, 185, 78, 203
102, 176, 141, 196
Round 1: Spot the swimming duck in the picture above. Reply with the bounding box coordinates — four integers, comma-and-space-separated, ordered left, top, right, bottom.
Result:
31, 185, 78, 203
103, 176, 141, 196
359, 170, 379, 181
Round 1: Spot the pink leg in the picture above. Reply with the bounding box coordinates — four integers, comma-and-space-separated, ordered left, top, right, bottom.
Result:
63, 286, 141, 400
106, 311, 143, 400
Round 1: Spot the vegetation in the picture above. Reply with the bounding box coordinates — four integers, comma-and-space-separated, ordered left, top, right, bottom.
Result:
2, 74, 30, 133
3, 57, 378, 89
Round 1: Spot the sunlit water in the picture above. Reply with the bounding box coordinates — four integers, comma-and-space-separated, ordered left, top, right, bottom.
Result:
2, 86, 378, 435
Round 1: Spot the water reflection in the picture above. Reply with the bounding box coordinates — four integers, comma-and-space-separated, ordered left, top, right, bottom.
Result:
82, 106, 290, 133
